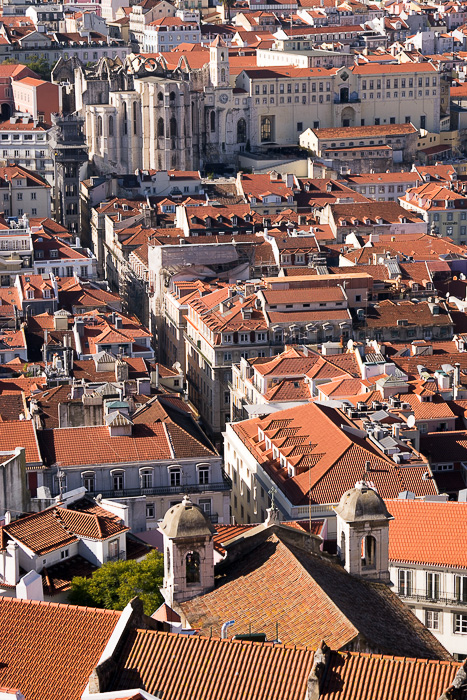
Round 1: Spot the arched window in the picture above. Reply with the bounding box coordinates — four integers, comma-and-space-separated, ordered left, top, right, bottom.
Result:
157, 91, 164, 102
112, 469, 125, 492
81, 471, 95, 492
361, 535, 376, 569
170, 117, 177, 137
169, 467, 181, 487
157, 117, 164, 137
97, 115, 102, 137
169, 91, 176, 102
220, 51, 225, 60
123, 102, 127, 135
186, 551, 200, 584
133, 101, 138, 135
108, 115, 114, 136
197, 463, 210, 485
261, 116, 272, 142
140, 468, 153, 489
221, 68, 226, 83
210, 110, 216, 133
237, 118, 246, 143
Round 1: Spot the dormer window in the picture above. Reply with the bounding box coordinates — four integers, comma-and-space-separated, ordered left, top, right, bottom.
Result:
27, 289, 34, 300
50, 249, 58, 258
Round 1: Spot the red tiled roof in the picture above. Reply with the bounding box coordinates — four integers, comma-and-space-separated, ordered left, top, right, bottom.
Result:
231, 402, 435, 505
0, 420, 42, 466
320, 651, 461, 700
180, 531, 450, 659
5, 502, 128, 554
38, 423, 172, 467
112, 627, 315, 700
0, 597, 120, 700
387, 498, 467, 568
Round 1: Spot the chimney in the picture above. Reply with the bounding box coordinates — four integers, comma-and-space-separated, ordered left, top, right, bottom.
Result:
306, 641, 330, 700
75, 317, 84, 337
115, 358, 128, 382
5, 540, 19, 586
16, 570, 44, 601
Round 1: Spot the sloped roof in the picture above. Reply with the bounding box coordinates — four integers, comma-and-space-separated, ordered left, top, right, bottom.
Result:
0, 420, 42, 466
319, 651, 461, 700
180, 530, 450, 659
0, 597, 120, 700
387, 498, 467, 568
231, 402, 435, 505
5, 501, 128, 554
111, 627, 315, 700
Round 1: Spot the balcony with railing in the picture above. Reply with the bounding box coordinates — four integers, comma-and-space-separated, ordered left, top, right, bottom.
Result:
398, 589, 467, 606
106, 550, 126, 563
87, 470, 232, 501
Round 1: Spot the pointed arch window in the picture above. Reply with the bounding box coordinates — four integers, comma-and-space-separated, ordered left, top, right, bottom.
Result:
157, 117, 164, 137
210, 110, 216, 132
108, 115, 114, 136
170, 117, 177, 137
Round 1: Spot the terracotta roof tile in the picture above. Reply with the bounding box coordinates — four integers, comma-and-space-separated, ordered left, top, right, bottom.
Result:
0, 597, 120, 700
232, 402, 435, 505
0, 419, 42, 466
180, 531, 450, 659
38, 423, 173, 467
387, 498, 467, 568
112, 627, 315, 700
320, 651, 461, 700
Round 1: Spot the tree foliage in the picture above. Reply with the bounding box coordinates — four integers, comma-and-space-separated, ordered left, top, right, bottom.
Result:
68, 549, 164, 615
2, 55, 51, 81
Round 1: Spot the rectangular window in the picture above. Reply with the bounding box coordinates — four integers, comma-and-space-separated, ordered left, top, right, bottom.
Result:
113, 472, 124, 491
398, 569, 413, 596
455, 575, 467, 603
198, 498, 211, 515
426, 572, 440, 600
425, 610, 440, 631
140, 470, 153, 489
454, 614, 467, 634
146, 503, 155, 519
198, 466, 209, 485
108, 539, 119, 559
170, 469, 181, 487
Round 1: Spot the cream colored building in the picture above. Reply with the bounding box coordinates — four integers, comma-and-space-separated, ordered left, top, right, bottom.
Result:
61, 50, 442, 176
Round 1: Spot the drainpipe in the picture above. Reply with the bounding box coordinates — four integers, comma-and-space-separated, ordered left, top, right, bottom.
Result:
221, 619, 235, 639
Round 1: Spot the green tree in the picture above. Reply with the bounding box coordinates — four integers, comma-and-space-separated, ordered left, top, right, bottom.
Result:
1, 55, 51, 81
24, 55, 51, 81
68, 549, 164, 615
222, 0, 235, 23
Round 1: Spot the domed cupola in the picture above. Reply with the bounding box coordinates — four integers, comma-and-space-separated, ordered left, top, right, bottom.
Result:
334, 482, 393, 582
160, 495, 215, 606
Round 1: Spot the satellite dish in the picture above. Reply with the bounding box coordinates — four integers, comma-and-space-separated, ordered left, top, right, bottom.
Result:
407, 415, 416, 429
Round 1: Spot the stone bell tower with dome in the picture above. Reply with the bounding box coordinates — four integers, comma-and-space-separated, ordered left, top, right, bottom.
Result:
334, 482, 393, 583
160, 495, 215, 607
